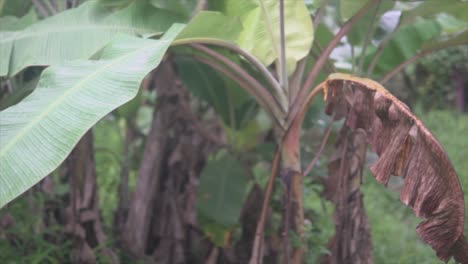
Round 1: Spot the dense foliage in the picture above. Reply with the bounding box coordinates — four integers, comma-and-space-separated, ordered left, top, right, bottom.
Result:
1, 0, 467, 263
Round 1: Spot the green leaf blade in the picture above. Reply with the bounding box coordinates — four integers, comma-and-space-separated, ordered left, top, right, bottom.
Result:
197, 153, 249, 228
0, 25, 184, 208
215, 0, 314, 73
175, 11, 243, 43
0, 0, 184, 76
402, 0, 468, 25
366, 19, 441, 76
0, 8, 37, 31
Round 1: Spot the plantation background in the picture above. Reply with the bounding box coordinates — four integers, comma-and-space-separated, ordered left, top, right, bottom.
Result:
1, 0, 467, 263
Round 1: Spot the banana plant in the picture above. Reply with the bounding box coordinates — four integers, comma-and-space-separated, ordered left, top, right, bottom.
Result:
1, 0, 468, 263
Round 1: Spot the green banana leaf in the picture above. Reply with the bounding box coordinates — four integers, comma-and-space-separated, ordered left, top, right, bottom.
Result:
210, 0, 314, 74
365, 19, 441, 76
401, 0, 468, 25
0, 8, 37, 31
0, 0, 184, 76
0, 24, 185, 208
197, 152, 249, 246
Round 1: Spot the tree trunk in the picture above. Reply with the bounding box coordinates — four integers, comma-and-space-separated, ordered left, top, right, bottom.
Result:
121, 68, 169, 256
122, 59, 223, 262
64, 131, 119, 264
114, 119, 137, 239
454, 70, 466, 112
281, 116, 305, 264
322, 127, 373, 264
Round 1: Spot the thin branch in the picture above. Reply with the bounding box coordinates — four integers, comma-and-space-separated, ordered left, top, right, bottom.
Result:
303, 113, 335, 176
249, 149, 281, 264
357, 0, 382, 75
191, 54, 285, 130
288, 0, 378, 126
172, 39, 287, 112
313, 0, 329, 31
279, 0, 289, 97
309, 50, 330, 74
314, 41, 336, 73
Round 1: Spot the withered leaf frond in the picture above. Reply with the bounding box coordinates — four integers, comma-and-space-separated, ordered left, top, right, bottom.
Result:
323, 73, 467, 263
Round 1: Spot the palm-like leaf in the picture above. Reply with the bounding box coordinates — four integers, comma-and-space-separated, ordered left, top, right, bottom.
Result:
212, 0, 313, 73
0, 0, 184, 76
0, 24, 185, 208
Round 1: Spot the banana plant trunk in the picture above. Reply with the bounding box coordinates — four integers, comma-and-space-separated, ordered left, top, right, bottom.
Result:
64, 131, 119, 263
122, 60, 223, 262
281, 117, 305, 263
322, 126, 373, 264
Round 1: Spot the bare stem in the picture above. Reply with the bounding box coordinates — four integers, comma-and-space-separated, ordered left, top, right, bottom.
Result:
314, 41, 337, 73
249, 150, 281, 264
